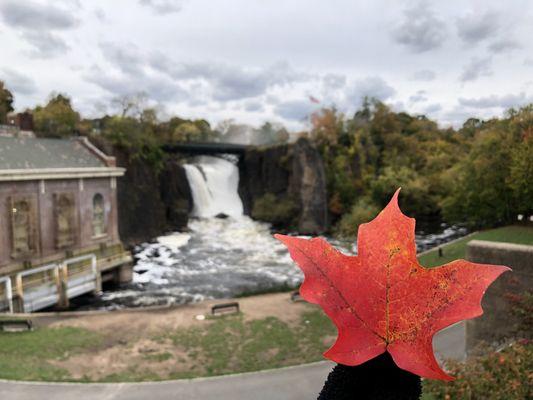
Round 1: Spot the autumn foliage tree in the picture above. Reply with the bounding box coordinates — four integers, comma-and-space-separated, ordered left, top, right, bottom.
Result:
33, 93, 80, 138
0, 80, 14, 124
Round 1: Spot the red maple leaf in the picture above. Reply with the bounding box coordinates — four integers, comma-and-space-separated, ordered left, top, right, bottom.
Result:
275, 189, 509, 380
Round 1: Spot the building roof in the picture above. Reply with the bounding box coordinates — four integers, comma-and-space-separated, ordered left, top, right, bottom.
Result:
0, 137, 106, 169
0, 137, 124, 181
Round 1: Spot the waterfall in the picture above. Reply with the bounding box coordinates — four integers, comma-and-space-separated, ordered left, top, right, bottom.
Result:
183, 155, 244, 218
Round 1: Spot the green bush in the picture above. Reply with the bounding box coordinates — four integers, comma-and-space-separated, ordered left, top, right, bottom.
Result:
423, 342, 532, 400
335, 197, 380, 238
251, 193, 297, 226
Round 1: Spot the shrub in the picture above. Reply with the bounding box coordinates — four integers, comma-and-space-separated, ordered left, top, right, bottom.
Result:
251, 193, 297, 226
423, 342, 532, 400
335, 197, 380, 239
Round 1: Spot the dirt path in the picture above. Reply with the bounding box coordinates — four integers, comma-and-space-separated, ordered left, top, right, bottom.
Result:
48, 292, 313, 335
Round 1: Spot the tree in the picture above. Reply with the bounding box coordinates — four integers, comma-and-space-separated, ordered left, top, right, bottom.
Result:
111, 92, 148, 118
0, 81, 14, 124
33, 93, 80, 138
172, 122, 203, 142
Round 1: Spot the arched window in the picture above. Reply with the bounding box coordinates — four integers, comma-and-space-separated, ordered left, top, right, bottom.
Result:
11, 199, 32, 255
92, 193, 106, 236
55, 193, 76, 248
10, 196, 38, 257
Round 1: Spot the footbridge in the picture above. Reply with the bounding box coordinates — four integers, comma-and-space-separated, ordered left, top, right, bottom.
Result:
162, 142, 250, 155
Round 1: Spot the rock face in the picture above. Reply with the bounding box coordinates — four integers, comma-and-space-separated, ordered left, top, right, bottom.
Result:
159, 157, 193, 230
113, 148, 192, 245
239, 138, 328, 234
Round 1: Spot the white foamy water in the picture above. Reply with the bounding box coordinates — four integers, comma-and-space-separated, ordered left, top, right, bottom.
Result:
183, 156, 243, 218
97, 215, 302, 308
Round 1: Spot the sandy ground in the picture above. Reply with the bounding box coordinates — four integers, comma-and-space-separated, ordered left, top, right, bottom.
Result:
48, 292, 312, 334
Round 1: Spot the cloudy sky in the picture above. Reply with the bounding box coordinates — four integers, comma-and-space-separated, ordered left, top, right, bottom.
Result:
1, 0, 532, 129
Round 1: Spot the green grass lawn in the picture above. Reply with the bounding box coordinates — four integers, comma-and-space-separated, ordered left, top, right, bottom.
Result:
0, 310, 335, 382
418, 225, 533, 267
157, 309, 336, 380
0, 327, 102, 381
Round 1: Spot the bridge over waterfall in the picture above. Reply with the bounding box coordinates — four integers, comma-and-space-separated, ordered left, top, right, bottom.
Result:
162, 142, 250, 155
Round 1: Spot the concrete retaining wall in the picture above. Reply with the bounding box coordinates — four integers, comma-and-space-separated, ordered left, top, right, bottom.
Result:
465, 240, 533, 352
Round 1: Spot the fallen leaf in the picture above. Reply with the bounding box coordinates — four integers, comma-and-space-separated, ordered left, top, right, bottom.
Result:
275, 189, 509, 380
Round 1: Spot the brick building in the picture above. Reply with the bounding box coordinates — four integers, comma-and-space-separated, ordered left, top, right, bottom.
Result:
0, 136, 132, 313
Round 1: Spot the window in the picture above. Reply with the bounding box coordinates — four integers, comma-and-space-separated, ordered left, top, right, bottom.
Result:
54, 193, 76, 248
10, 197, 37, 257
92, 193, 106, 237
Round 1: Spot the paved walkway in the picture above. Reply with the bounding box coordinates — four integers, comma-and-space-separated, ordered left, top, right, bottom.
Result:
0, 362, 333, 400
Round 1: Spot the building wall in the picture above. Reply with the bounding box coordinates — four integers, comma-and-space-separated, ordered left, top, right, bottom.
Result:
465, 240, 532, 352
0, 177, 120, 273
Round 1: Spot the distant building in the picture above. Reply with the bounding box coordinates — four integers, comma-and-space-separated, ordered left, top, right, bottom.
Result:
0, 136, 132, 313
7, 111, 34, 131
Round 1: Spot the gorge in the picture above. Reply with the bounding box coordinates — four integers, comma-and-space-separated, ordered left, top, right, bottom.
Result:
77, 138, 466, 309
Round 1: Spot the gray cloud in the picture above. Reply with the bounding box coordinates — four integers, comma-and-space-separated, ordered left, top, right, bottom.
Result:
0, 68, 37, 95
460, 57, 492, 82
409, 90, 428, 103
149, 52, 310, 101
322, 73, 346, 89
86, 65, 186, 103
139, 0, 184, 15
0, 1, 77, 58
456, 11, 499, 45
244, 100, 264, 113
488, 38, 521, 54
346, 76, 395, 106
0, 0, 78, 30
274, 99, 319, 121
392, 3, 447, 53
94, 8, 106, 22
88, 44, 188, 102
22, 31, 69, 58
411, 69, 436, 81
422, 103, 442, 114
100, 42, 145, 77
525, 58, 533, 67
99, 42, 312, 103
458, 92, 531, 109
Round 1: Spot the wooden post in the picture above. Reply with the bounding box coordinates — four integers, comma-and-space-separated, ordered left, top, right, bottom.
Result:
13, 274, 24, 313
56, 264, 69, 309
93, 257, 102, 294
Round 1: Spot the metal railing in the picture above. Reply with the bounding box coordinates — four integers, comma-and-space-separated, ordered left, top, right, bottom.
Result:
8, 254, 99, 313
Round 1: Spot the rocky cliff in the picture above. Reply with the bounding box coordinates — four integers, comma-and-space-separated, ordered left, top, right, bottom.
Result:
239, 138, 328, 234
112, 148, 192, 245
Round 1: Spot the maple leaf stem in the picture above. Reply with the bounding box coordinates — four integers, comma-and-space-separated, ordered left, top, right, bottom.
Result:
385, 261, 390, 345
385, 248, 400, 346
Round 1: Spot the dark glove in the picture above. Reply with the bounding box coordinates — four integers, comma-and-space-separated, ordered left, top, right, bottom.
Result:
317, 352, 421, 400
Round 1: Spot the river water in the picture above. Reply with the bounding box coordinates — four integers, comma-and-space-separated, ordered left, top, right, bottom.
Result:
78, 156, 467, 310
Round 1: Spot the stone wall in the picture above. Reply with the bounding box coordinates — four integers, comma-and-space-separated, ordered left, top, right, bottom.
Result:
465, 240, 533, 352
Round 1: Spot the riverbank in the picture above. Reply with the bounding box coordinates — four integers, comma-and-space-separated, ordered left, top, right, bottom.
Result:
418, 225, 533, 267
